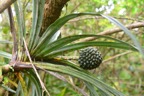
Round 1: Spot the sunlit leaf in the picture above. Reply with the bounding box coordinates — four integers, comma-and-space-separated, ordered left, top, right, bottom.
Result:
1, 85, 16, 93
0, 40, 12, 44
0, 51, 12, 59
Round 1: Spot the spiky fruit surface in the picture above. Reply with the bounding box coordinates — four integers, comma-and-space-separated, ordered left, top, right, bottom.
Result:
78, 47, 102, 70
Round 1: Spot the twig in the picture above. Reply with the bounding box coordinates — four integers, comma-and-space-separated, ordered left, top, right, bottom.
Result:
69, 16, 139, 22
102, 51, 132, 63
7, 6, 18, 63
58, 56, 78, 60
55, 51, 132, 63
70, 2, 82, 13
23, 0, 31, 11
23, 38, 50, 96
98, 22, 144, 35
78, 21, 144, 42
0, 0, 16, 13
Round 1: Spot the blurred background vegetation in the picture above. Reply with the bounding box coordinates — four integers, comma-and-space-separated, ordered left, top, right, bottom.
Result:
0, 0, 144, 96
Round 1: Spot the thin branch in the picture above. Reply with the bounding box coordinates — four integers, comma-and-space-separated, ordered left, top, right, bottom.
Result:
98, 21, 144, 35
0, 0, 16, 13
70, 2, 82, 13
23, 38, 50, 96
8, 6, 18, 63
69, 16, 138, 22
58, 56, 79, 60
57, 51, 132, 64
102, 51, 132, 64
79, 21, 144, 42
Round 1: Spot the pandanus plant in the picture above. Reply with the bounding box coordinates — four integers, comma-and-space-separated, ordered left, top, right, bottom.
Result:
0, 0, 143, 96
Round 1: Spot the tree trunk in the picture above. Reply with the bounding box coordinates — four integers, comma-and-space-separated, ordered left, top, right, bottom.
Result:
40, 0, 69, 36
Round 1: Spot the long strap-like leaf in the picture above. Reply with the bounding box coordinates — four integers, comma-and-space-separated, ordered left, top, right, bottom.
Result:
44, 41, 137, 57
33, 13, 101, 54
28, 0, 45, 51
33, 35, 129, 56
35, 62, 124, 96
30, 12, 143, 57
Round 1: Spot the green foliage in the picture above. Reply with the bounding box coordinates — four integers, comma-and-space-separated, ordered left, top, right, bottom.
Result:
0, 51, 12, 59
0, 0, 144, 96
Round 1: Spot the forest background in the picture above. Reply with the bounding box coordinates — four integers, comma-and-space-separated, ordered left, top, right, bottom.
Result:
0, 0, 144, 96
